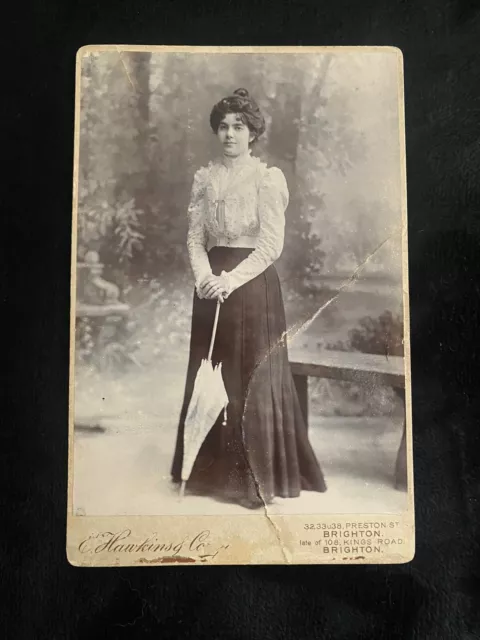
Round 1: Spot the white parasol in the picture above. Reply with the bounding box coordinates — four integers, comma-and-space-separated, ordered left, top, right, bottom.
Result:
179, 299, 228, 499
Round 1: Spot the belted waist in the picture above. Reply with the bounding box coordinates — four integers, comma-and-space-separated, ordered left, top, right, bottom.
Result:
210, 235, 257, 249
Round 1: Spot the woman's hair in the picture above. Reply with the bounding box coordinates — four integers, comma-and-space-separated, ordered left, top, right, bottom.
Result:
209, 88, 266, 143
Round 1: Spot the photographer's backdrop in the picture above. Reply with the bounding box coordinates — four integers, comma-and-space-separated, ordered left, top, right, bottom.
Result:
73, 51, 406, 515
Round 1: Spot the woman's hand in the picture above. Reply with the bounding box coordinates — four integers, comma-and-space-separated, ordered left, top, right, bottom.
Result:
198, 274, 229, 301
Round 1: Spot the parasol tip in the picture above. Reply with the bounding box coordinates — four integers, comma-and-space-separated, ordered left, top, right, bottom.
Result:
178, 481, 186, 500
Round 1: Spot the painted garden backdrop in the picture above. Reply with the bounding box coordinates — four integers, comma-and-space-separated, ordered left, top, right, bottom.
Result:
75, 50, 404, 420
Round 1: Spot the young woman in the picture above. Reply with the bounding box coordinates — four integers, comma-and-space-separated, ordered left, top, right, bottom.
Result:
171, 88, 327, 509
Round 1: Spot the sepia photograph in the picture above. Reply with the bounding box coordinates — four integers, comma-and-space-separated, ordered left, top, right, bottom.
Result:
68, 46, 413, 565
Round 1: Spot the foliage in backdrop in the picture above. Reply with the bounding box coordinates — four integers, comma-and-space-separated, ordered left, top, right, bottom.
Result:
76, 51, 404, 384
78, 52, 371, 280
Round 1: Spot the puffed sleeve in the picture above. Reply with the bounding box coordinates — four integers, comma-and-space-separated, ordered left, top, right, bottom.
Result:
222, 167, 289, 293
186, 167, 213, 288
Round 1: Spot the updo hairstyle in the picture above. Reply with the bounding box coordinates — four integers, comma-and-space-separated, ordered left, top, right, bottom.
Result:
209, 88, 266, 143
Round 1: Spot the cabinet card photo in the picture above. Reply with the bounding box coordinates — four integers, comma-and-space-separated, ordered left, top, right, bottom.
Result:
67, 45, 414, 566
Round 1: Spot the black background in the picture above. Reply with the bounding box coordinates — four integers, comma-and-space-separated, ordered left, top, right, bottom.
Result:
6, 0, 480, 637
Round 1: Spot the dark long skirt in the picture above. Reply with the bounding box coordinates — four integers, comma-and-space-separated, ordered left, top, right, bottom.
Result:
171, 247, 327, 506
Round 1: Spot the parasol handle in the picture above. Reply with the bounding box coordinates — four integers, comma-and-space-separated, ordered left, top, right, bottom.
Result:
207, 299, 221, 362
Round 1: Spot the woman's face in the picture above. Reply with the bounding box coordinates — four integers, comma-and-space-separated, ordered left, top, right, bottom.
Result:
217, 113, 254, 157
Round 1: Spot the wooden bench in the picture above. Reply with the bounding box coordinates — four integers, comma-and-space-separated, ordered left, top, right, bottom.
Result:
289, 348, 407, 491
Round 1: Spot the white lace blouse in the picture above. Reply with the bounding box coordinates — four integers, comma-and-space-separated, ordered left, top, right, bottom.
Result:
186, 154, 289, 294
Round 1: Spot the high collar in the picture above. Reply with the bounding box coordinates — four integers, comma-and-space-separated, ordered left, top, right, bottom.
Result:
221, 150, 254, 169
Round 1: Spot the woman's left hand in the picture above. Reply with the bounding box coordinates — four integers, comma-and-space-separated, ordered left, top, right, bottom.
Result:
199, 274, 229, 301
